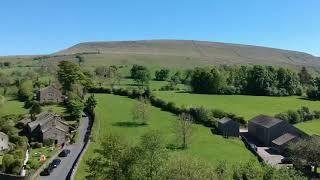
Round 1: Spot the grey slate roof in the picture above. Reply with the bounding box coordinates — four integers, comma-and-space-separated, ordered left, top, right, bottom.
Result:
218, 117, 233, 124
27, 112, 69, 133
272, 133, 297, 146
250, 115, 283, 128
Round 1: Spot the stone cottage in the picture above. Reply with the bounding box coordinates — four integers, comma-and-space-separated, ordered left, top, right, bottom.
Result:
217, 117, 240, 137
37, 85, 64, 104
27, 112, 70, 145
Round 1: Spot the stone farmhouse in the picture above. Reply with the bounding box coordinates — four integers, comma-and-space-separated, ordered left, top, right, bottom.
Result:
26, 112, 70, 145
248, 115, 308, 153
0, 131, 9, 151
217, 117, 240, 137
37, 85, 64, 104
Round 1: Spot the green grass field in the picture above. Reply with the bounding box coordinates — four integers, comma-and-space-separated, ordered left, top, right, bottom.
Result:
75, 94, 255, 179
296, 120, 320, 136
0, 97, 27, 117
154, 92, 320, 120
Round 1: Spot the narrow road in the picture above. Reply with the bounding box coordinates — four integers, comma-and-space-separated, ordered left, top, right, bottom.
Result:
41, 115, 90, 180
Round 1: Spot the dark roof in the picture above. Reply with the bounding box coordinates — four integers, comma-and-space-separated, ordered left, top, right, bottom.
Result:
27, 112, 69, 133
218, 117, 233, 124
250, 115, 283, 128
272, 133, 297, 146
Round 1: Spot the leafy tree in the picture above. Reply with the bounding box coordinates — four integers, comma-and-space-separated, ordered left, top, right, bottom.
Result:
289, 136, 320, 174
298, 66, 312, 85
155, 68, 170, 81
66, 92, 84, 120
215, 160, 228, 180
84, 94, 97, 115
245, 65, 277, 95
130, 65, 151, 85
163, 156, 216, 180
0, 73, 10, 96
85, 134, 136, 180
174, 113, 194, 149
191, 67, 226, 94
134, 131, 168, 179
17, 80, 34, 101
232, 159, 264, 180
57, 61, 85, 92
131, 98, 151, 125
29, 101, 42, 121
262, 165, 307, 180
171, 71, 182, 84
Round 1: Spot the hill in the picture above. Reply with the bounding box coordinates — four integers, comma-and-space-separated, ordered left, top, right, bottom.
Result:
56, 40, 320, 68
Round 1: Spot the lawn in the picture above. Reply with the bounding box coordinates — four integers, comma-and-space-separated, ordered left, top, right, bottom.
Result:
154, 92, 320, 120
75, 94, 255, 179
296, 120, 320, 136
0, 97, 27, 117
28, 146, 57, 171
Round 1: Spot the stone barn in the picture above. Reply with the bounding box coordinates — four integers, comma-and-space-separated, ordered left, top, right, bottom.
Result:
217, 117, 240, 137
37, 85, 64, 104
27, 112, 70, 145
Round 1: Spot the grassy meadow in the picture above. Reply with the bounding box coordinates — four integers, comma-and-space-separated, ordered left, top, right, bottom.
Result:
75, 94, 256, 179
296, 120, 320, 136
0, 97, 27, 117
154, 91, 320, 120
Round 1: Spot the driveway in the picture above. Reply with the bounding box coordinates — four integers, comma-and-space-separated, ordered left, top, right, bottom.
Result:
41, 115, 90, 180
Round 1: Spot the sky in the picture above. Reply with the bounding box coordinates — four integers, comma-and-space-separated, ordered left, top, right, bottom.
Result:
0, 0, 319, 56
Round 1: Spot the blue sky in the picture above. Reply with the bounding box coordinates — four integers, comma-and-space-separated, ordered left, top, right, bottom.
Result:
0, 0, 319, 56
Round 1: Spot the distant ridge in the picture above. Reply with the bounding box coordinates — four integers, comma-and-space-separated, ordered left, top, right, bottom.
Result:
56, 40, 320, 67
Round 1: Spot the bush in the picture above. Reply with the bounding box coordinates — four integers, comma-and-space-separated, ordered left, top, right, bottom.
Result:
43, 139, 55, 146
30, 142, 43, 148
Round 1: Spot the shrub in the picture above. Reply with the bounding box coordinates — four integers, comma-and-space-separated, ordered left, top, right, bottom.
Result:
30, 142, 43, 148
43, 139, 55, 146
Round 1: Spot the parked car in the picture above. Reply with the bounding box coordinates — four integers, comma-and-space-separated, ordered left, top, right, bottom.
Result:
40, 167, 54, 176
49, 159, 61, 168
59, 149, 71, 157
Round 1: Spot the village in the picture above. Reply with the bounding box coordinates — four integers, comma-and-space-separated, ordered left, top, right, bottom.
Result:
0, 83, 93, 179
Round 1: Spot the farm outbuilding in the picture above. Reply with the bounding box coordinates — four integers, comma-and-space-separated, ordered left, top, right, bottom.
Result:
217, 117, 240, 137
271, 133, 298, 154
248, 115, 308, 147
248, 115, 289, 146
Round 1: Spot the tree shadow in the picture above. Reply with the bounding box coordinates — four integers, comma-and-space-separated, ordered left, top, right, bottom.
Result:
166, 143, 185, 151
112, 121, 147, 127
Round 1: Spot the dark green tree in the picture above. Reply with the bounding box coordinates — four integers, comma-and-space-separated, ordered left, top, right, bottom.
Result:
298, 66, 312, 85
57, 61, 85, 92
289, 136, 320, 174
130, 65, 151, 86
29, 101, 42, 121
155, 68, 170, 81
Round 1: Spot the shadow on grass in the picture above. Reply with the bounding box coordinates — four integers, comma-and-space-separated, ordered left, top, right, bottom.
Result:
112, 121, 147, 127
166, 143, 185, 151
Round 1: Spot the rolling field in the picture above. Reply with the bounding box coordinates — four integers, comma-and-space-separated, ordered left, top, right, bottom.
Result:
154, 92, 320, 120
75, 94, 256, 179
296, 120, 320, 135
